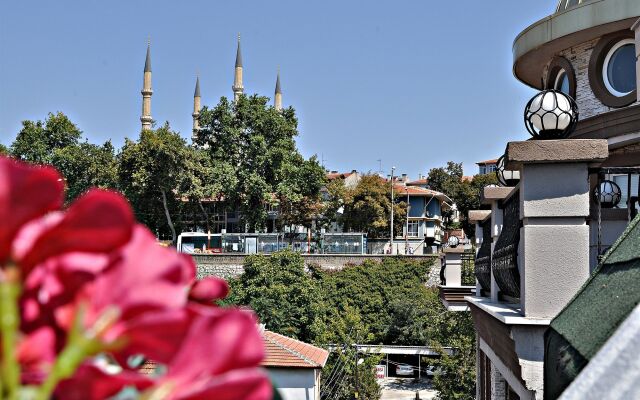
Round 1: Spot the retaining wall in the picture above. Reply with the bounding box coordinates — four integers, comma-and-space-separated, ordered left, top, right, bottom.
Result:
192, 254, 441, 280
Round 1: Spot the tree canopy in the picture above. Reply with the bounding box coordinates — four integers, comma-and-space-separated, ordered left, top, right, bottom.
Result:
338, 174, 407, 239
196, 95, 326, 232
427, 161, 497, 236
225, 252, 477, 400
118, 123, 193, 243
10, 112, 82, 164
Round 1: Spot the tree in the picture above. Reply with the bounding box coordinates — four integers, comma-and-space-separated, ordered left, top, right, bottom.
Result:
430, 312, 476, 400
118, 123, 192, 243
427, 162, 497, 237
340, 174, 407, 239
0, 143, 8, 155
10, 112, 82, 163
196, 95, 325, 232
225, 251, 325, 342
51, 141, 118, 202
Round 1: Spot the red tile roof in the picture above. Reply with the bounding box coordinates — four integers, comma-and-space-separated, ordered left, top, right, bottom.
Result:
262, 331, 329, 368
407, 178, 428, 185
326, 172, 354, 180
476, 159, 498, 165
393, 184, 440, 197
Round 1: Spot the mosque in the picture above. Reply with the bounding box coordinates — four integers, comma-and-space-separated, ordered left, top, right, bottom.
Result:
138, 36, 283, 142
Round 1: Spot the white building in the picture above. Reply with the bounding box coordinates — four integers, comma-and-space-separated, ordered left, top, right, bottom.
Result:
262, 330, 329, 400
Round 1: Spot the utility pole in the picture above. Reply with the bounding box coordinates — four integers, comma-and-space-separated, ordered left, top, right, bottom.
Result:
405, 187, 410, 254
354, 347, 359, 399
390, 166, 395, 255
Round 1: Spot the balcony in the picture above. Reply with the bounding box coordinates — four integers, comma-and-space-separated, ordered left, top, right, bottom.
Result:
439, 248, 476, 311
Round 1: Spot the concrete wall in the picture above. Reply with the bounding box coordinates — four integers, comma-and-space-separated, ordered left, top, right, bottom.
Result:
267, 368, 318, 400
192, 253, 440, 280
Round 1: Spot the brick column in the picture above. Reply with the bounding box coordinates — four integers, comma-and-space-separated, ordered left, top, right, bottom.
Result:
505, 140, 608, 319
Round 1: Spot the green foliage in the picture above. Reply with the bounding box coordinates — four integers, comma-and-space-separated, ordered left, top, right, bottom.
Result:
427, 162, 498, 238
225, 251, 324, 342
196, 95, 325, 232
431, 313, 476, 400
51, 141, 118, 202
340, 174, 407, 239
118, 123, 193, 243
227, 253, 476, 400
10, 112, 82, 164
0, 143, 8, 155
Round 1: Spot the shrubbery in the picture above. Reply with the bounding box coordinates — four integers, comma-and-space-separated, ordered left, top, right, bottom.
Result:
225, 251, 476, 400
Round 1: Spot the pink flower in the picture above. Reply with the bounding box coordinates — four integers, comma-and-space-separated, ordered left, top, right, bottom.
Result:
189, 277, 230, 304
0, 156, 271, 399
157, 305, 270, 400
0, 157, 64, 266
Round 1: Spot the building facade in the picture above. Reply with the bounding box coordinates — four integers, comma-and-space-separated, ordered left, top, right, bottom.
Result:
439, 1, 640, 399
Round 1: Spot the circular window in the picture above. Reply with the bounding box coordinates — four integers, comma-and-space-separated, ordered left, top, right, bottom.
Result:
603, 39, 636, 97
589, 32, 637, 108
546, 56, 576, 99
554, 69, 570, 95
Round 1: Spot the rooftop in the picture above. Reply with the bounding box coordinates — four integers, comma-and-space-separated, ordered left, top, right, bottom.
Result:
262, 330, 329, 368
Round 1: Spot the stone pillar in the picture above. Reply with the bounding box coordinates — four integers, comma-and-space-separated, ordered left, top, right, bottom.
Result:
491, 363, 507, 400
505, 140, 608, 319
469, 210, 491, 295
443, 247, 464, 286
633, 18, 640, 102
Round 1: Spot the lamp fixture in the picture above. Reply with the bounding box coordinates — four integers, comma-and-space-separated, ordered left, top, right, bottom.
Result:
495, 155, 520, 187
524, 89, 578, 139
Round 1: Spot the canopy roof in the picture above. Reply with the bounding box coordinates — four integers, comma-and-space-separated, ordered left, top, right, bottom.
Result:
545, 214, 640, 398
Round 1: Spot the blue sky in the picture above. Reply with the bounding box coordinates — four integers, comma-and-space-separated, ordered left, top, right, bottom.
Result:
0, 1, 553, 176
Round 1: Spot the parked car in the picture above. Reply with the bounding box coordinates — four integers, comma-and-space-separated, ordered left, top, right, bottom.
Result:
426, 365, 444, 377
395, 364, 414, 376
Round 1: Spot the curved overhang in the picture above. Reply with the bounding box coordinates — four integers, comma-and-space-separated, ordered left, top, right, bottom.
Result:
513, 0, 640, 89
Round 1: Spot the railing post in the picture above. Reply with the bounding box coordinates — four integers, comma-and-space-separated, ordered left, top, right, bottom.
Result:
505, 139, 608, 319
443, 247, 464, 286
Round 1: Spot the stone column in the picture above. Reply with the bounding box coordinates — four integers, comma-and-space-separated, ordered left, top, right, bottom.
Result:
491, 363, 507, 400
505, 140, 608, 319
443, 247, 464, 286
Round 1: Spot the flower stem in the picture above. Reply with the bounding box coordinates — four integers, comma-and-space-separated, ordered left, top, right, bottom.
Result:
0, 266, 22, 400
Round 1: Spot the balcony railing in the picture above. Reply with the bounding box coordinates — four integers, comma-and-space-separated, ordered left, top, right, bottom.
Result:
474, 219, 492, 293
461, 250, 476, 286
492, 189, 521, 300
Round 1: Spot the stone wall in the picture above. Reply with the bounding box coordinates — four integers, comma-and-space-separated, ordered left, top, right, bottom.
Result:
192, 254, 440, 280
543, 38, 639, 120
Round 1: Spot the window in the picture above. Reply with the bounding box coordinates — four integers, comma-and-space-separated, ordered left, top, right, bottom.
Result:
407, 221, 419, 237
479, 166, 487, 175
589, 32, 637, 108
603, 39, 637, 97
547, 57, 576, 99
555, 69, 570, 95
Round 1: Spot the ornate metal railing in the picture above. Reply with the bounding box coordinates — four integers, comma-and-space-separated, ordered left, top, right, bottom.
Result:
474, 220, 492, 293
492, 190, 521, 300
461, 250, 476, 286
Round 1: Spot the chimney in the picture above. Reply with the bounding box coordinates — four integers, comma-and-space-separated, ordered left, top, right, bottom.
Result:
401, 173, 408, 182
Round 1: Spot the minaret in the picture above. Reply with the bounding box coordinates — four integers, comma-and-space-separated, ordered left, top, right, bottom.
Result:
140, 41, 153, 131
232, 34, 244, 102
274, 70, 282, 111
192, 76, 201, 141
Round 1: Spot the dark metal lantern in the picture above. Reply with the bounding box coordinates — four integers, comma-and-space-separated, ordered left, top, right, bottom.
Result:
524, 89, 578, 139
594, 180, 622, 208
495, 155, 520, 187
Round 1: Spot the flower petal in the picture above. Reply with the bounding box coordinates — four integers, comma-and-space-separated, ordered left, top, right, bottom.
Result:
189, 278, 229, 304
0, 157, 63, 265
18, 189, 134, 274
